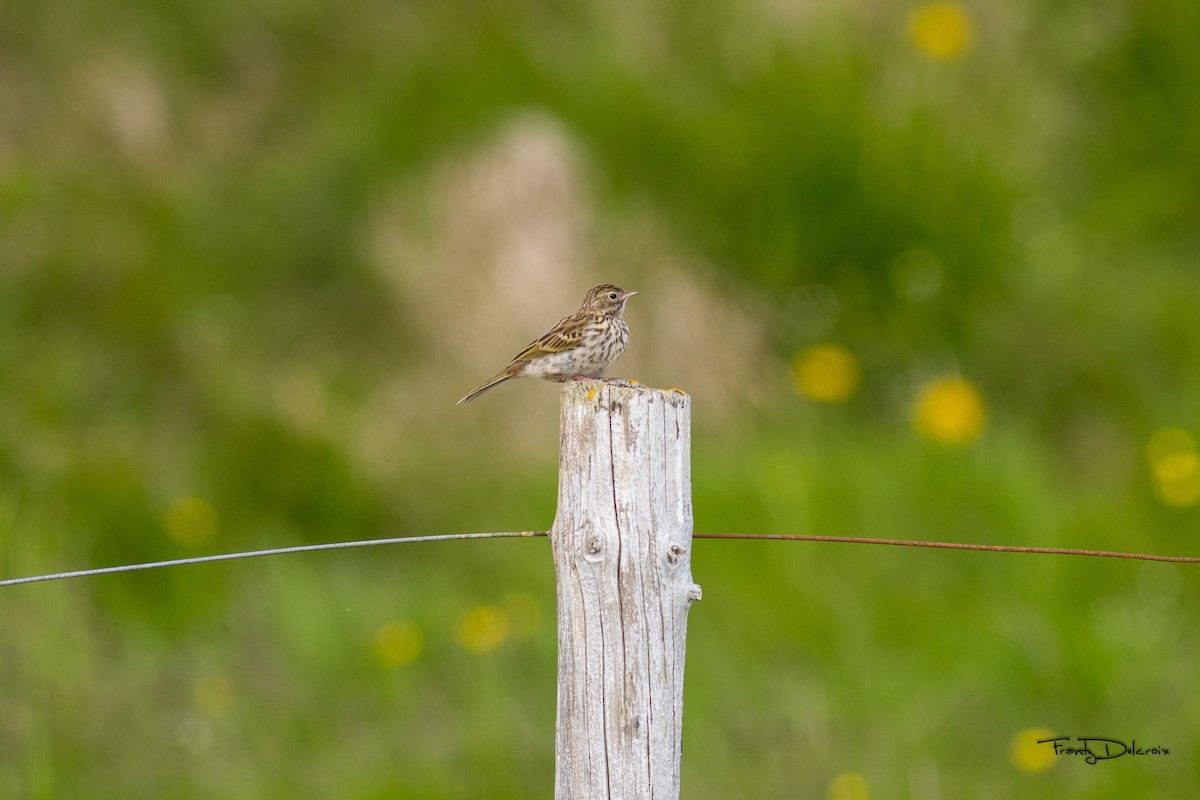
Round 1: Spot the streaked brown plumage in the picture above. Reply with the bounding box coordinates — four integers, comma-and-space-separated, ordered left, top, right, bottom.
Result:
457, 283, 637, 405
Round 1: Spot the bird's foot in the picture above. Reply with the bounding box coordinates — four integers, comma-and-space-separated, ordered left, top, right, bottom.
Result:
572, 376, 639, 388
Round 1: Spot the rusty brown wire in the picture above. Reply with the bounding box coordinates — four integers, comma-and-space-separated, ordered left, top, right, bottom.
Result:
693, 533, 1200, 563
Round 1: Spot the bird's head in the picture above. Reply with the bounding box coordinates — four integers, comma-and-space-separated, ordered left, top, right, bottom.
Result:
582, 283, 638, 314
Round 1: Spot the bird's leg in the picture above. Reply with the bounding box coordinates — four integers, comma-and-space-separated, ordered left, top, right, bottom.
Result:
570, 375, 636, 386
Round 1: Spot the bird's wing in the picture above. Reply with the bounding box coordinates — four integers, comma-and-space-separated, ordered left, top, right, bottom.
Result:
510, 314, 584, 362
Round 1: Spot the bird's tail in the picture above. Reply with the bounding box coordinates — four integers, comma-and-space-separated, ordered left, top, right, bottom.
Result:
457, 372, 516, 405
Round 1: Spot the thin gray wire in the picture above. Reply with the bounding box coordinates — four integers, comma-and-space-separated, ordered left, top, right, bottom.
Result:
0, 531, 549, 588
4, 530, 1196, 589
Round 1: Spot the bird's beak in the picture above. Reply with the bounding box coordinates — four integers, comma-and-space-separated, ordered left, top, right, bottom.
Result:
621, 290, 639, 300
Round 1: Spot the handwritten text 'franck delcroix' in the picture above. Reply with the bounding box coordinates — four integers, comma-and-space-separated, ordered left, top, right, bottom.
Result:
1038, 737, 1169, 765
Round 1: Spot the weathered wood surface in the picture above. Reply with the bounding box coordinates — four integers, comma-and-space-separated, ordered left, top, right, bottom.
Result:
551, 381, 701, 800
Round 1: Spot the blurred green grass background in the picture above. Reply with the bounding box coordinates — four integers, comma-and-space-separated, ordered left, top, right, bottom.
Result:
2, 0, 1199, 797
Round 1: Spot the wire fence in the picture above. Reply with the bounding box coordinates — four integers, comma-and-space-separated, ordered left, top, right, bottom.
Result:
1, 531, 1196, 588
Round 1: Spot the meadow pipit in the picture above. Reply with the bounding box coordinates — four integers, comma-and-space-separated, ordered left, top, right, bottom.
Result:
457, 283, 638, 405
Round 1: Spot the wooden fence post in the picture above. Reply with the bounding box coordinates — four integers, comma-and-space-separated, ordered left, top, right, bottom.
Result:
551, 381, 702, 800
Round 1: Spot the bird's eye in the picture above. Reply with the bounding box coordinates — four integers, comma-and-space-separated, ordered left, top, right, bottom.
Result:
608, 292, 618, 300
